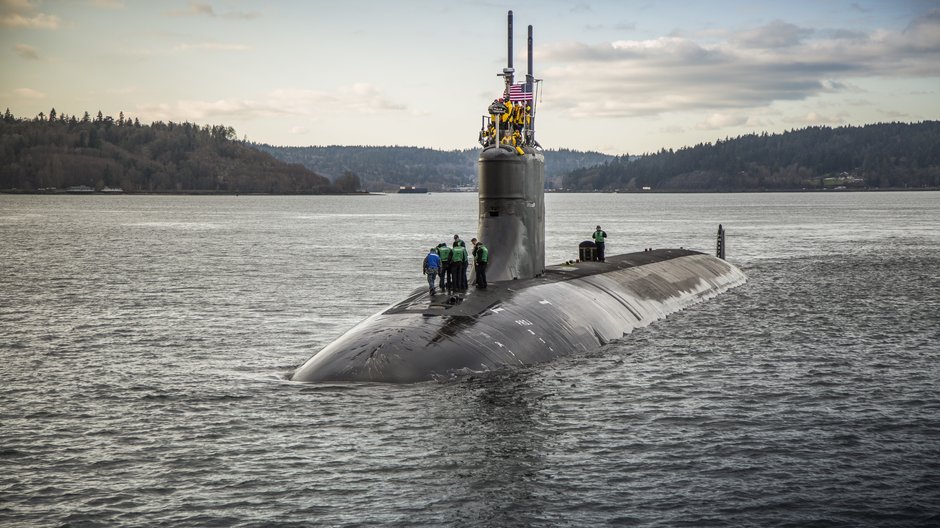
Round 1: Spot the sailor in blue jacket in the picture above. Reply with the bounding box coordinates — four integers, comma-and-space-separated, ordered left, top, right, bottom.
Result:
423, 247, 442, 295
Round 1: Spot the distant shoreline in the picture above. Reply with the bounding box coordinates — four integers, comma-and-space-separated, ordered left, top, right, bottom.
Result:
3, 188, 938, 196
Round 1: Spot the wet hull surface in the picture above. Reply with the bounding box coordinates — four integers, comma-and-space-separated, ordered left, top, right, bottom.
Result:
291, 249, 746, 383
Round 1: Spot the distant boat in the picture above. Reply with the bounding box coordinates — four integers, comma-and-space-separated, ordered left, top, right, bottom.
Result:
100, 187, 124, 194
65, 185, 94, 194
398, 186, 429, 194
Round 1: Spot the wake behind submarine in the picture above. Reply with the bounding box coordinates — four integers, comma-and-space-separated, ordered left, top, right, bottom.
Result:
291, 11, 746, 383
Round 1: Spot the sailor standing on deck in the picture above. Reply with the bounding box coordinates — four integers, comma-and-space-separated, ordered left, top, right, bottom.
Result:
475, 241, 488, 289
470, 237, 479, 285
423, 247, 441, 295
437, 243, 452, 291
593, 225, 608, 262
451, 239, 468, 291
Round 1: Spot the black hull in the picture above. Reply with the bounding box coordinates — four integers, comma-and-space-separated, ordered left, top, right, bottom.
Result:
291, 249, 746, 383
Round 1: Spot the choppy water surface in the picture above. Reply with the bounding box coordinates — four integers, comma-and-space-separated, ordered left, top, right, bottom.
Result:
2, 192, 938, 527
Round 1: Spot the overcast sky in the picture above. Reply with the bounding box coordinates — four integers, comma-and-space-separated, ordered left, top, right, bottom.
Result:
3, 0, 939, 154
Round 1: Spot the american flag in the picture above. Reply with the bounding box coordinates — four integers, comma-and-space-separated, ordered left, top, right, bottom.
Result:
508, 83, 533, 101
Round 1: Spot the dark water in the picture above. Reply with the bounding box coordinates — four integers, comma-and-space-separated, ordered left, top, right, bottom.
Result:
2, 192, 938, 527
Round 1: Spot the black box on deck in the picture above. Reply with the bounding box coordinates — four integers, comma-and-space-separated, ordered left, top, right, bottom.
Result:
578, 241, 597, 262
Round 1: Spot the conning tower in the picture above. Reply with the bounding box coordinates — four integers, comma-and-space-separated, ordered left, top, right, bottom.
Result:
477, 10, 545, 281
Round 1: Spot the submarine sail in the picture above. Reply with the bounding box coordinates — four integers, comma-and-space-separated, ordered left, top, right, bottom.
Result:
290, 12, 746, 383
477, 10, 545, 281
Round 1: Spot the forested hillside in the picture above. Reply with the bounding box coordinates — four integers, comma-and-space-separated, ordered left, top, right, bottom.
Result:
5, 108, 935, 194
254, 144, 614, 191
563, 122, 940, 191
0, 109, 333, 193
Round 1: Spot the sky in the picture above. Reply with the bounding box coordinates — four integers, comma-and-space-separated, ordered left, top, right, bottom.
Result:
3, 0, 939, 155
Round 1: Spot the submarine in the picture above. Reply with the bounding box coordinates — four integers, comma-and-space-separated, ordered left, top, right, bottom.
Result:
291, 11, 746, 383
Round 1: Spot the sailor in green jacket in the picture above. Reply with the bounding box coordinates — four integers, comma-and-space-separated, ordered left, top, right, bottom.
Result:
450, 240, 468, 291
474, 241, 489, 289
593, 225, 607, 262
437, 243, 452, 291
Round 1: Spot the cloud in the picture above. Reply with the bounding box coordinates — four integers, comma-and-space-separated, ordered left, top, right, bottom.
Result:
135, 84, 407, 123
166, 2, 213, 17
732, 20, 814, 49
165, 1, 260, 20
613, 21, 637, 32
537, 9, 940, 120
13, 43, 39, 59
0, 0, 61, 29
89, 0, 124, 9
570, 2, 591, 14
785, 112, 846, 125
695, 113, 748, 130
13, 87, 45, 99
173, 42, 251, 52
270, 84, 407, 113
881, 109, 911, 119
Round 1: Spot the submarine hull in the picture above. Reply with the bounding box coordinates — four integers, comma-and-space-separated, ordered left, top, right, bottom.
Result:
290, 249, 746, 383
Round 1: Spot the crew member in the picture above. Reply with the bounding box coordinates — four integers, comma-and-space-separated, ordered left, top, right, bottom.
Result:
475, 241, 489, 289
470, 237, 478, 285
437, 242, 452, 291
513, 102, 527, 128
451, 239, 468, 291
423, 247, 441, 295
511, 130, 524, 155
593, 225, 607, 262
500, 99, 513, 125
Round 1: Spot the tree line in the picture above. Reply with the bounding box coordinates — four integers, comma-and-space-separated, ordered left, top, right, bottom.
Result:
1, 108, 337, 193
563, 121, 940, 192
7, 107, 933, 194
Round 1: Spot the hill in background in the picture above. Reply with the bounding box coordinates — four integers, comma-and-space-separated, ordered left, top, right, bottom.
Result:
4, 108, 936, 194
254, 144, 614, 191
0, 109, 334, 193
563, 121, 940, 192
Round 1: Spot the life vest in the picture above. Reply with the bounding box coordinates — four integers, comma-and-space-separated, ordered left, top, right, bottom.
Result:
511, 131, 524, 154
438, 246, 452, 262
451, 246, 467, 263
593, 230, 606, 243
513, 103, 525, 126
500, 100, 512, 123
477, 245, 488, 263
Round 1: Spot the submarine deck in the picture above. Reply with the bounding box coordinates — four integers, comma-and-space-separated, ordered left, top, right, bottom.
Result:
389, 248, 708, 318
